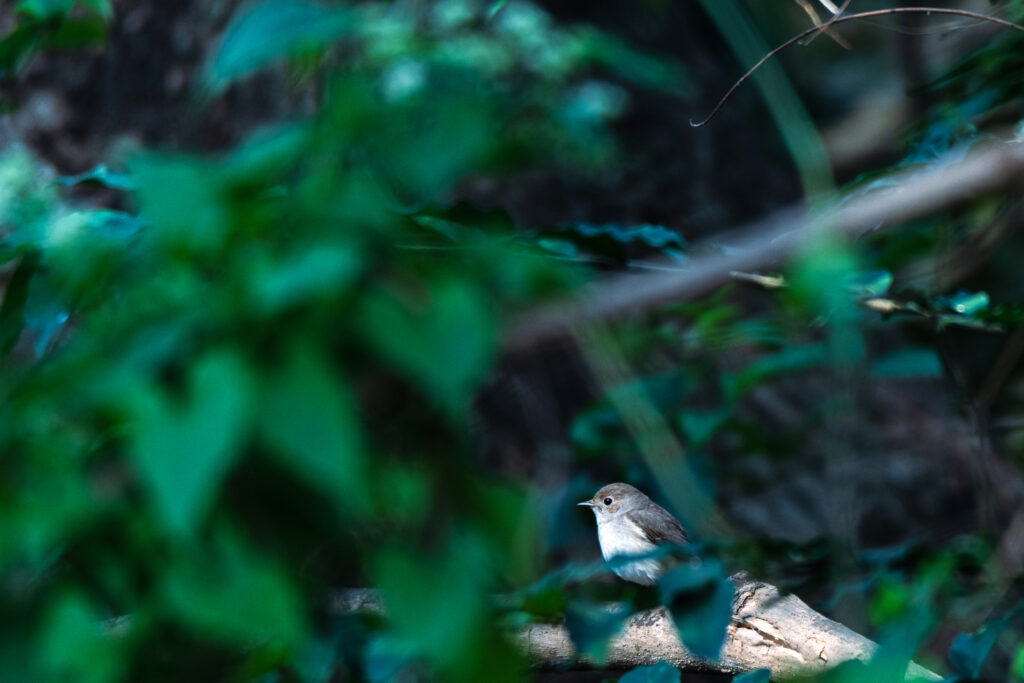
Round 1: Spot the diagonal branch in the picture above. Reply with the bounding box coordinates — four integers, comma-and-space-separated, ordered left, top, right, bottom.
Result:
503, 140, 1024, 353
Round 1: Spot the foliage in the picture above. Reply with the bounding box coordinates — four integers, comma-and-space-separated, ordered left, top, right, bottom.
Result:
620, 660, 680, 683
0, 0, 690, 678
8, 0, 1024, 682
0, 0, 108, 87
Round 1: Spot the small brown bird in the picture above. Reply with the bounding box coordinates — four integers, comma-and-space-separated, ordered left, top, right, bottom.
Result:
578, 482, 689, 585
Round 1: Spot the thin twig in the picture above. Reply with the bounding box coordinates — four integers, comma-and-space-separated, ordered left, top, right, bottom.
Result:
692, 7, 1024, 128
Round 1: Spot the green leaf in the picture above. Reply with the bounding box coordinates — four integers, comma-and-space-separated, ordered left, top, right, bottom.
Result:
373, 539, 521, 681
846, 269, 893, 297
38, 591, 124, 683
935, 290, 990, 315
1011, 643, 1024, 680
259, 343, 369, 514
949, 623, 1002, 679
205, 0, 352, 92
537, 238, 579, 259
728, 343, 829, 399
571, 407, 623, 453
562, 222, 686, 250
77, 0, 112, 19
162, 532, 307, 650
947, 603, 1024, 680
659, 560, 733, 660
678, 410, 728, 447
0, 251, 38, 356
564, 598, 631, 662
581, 31, 692, 95
57, 164, 136, 191
486, 0, 510, 20
732, 669, 770, 683
252, 245, 361, 313
132, 154, 230, 252
0, 23, 45, 75
620, 661, 681, 683
38, 17, 106, 50
871, 349, 943, 378
360, 281, 494, 415
15, 0, 74, 19
128, 349, 255, 535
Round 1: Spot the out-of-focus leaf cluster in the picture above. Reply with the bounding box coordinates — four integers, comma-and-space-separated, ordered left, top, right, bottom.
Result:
0, 0, 109, 106
0, 0, 698, 680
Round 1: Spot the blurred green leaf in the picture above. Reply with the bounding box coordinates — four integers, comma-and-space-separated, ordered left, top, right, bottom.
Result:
871, 349, 944, 378
949, 620, 1004, 679
128, 349, 255, 535
732, 669, 770, 683
553, 222, 686, 264
38, 591, 124, 683
537, 238, 579, 259
374, 538, 522, 681
658, 560, 733, 660
0, 251, 37, 356
378, 96, 493, 203
205, 0, 352, 92
1012, 643, 1024, 681
58, 164, 136, 191
131, 154, 230, 252
620, 660, 681, 683
727, 343, 828, 400
486, 0, 511, 20
789, 235, 865, 366
851, 610, 934, 683
678, 410, 729, 447
580, 31, 692, 95
817, 659, 872, 683
360, 280, 494, 415
510, 572, 567, 621
38, 17, 105, 50
162, 533, 307, 650
251, 245, 362, 313
847, 269, 893, 298
565, 597, 631, 662
571, 407, 624, 454
259, 343, 369, 514
935, 290, 990, 316
78, 0, 112, 19
14, 0, 73, 19
0, 23, 44, 79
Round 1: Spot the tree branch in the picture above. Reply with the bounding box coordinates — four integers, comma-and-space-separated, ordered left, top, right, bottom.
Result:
503, 140, 1024, 353
332, 573, 941, 679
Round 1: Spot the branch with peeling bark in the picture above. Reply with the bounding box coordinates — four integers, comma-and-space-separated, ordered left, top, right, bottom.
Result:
504, 140, 1024, 353
333, 573, 940, 680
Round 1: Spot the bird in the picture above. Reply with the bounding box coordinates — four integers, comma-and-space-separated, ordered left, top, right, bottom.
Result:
578, 482, 689, 585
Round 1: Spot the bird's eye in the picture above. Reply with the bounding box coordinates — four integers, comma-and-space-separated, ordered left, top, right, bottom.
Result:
603, 497, 613, 506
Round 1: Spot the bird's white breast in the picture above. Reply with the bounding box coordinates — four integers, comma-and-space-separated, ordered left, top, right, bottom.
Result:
596, 515, 662, 585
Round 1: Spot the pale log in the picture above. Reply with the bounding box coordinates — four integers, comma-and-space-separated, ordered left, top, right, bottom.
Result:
332, 573, 940, 680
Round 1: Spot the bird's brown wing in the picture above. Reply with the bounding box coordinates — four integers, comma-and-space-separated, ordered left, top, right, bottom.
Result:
632, 504, 689, 545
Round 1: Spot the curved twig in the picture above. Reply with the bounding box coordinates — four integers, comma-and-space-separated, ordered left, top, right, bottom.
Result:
798, 0, 851, 48
692, 7, 1024, 128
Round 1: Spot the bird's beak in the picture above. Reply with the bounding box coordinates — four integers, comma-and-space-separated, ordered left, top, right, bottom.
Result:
577, 500, 595, 507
